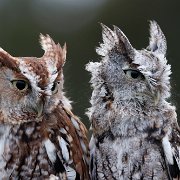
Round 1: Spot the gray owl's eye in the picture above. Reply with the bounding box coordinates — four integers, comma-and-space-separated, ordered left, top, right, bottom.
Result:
51, 82, 59, 94
11, 80, 29, 91
124, 69, 144, 80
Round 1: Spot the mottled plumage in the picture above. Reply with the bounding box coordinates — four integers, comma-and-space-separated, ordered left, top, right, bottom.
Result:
86, 21, 180, 179
0, 34, 89, 179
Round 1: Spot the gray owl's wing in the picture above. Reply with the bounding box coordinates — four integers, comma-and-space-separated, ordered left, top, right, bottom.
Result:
169, 126, 180, 179
162, 125, 180, 179
89, 135, 97, 180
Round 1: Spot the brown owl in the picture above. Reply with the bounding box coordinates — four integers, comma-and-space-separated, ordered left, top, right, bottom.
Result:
0, 34, 89, 179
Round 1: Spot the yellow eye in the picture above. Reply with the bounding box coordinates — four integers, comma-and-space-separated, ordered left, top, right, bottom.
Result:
51, 82, 58, 94
11, 80, 29, 91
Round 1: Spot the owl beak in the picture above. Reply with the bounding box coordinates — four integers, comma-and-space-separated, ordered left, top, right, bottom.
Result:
146, 79, 160, 106
36, 101, 44, 118
154, 90, 160, 106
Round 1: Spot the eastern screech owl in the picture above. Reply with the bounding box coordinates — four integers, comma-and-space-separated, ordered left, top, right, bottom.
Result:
86, 21, 180, 179
0, 34, 89, 179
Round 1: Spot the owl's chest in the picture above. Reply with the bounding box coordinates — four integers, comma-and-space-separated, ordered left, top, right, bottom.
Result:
0, 124, 55, 179
94, 136, 168, 179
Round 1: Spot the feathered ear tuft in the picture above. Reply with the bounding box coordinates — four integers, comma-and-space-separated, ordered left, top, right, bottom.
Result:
0, 48, 19, 71
96, 23, 118, 56
39, 34, 66, 70
113, 25, 135, 57
147, 21, 167, 55
39, 33, 56, 52
96, 23, 135, 59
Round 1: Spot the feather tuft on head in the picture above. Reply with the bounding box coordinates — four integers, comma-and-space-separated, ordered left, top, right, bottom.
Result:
147, 20, 167, 55
39, 34, 67, 69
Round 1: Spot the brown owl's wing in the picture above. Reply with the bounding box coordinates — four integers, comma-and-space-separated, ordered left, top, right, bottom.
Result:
162, 124, 180, 179
44, 105, 89, 180
45, 105, 89, 180
62, 106, 90, 179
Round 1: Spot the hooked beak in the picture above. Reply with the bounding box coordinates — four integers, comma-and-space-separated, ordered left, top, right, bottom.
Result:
146, 79, 160, 106
36, 101, 44, 118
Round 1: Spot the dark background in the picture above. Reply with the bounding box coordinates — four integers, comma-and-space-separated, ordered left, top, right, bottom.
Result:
0, 0, 179, 127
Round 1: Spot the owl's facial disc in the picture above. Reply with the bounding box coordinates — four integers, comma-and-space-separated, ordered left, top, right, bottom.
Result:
10, 77, 43, 117
137, 75, 161, 105
143, 73, 161, 105
122, 67, 161, 104
29, 81, 60, 117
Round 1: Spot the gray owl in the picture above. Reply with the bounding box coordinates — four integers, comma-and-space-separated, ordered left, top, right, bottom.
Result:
86, 21, 180, 179
0, 34, 90, 179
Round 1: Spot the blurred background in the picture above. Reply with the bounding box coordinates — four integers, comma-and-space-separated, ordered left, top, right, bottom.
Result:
0, 0, 179, 127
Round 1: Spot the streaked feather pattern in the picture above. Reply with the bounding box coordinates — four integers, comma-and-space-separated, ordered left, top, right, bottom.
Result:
87, 21, 180, 179
0, 34, 89, 179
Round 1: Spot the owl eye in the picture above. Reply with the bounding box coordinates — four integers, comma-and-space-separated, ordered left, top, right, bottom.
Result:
124, 69, 144, 79
12, 80, 29, 91
51, 82, 59, 94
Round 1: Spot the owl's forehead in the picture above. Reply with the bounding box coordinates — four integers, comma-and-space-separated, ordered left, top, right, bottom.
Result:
134, 50, 160, 73
18, 57, 58, 89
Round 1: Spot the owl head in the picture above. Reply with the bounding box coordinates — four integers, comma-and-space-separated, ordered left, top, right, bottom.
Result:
0, 34, 69, 124
86, 21, 171, 107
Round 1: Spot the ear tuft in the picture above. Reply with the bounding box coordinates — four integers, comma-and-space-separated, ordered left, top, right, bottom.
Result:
113, 25, 134, 56
147, 21, 167, 55
39, 33, 56, 52
96, 23, 118, 56
0, 48, 19, 71
39, 34, 66, 70
96, 23, 135, 59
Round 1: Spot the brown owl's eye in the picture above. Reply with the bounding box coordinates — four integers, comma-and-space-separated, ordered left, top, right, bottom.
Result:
12, 80, 29, 91
51, 82, 58, 94
124, 69, 144, 79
